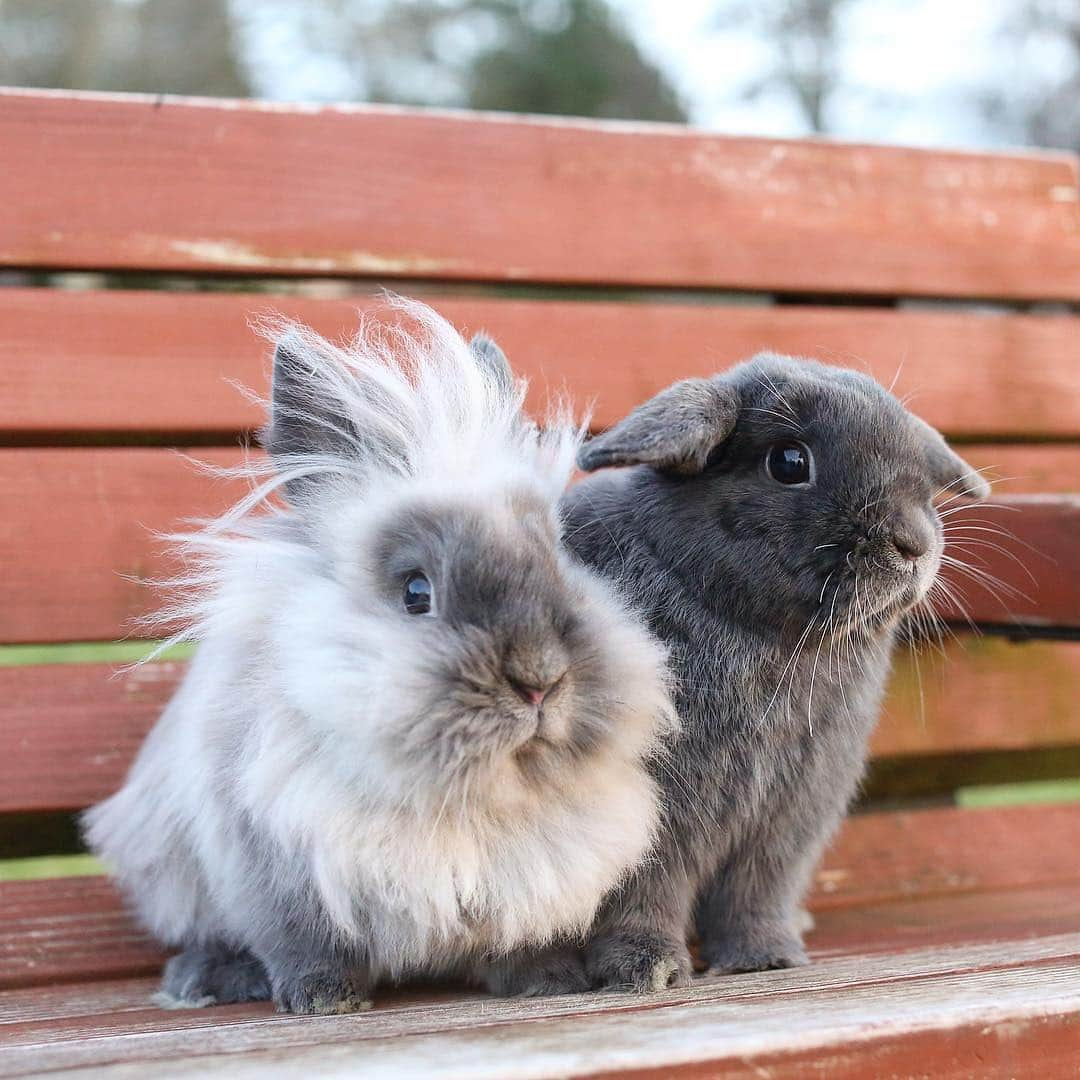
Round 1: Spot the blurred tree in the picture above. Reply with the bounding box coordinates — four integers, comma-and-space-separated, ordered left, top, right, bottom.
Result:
466, 0, 687, 120
2, 0, 684, 120
981, 0, 1080, 152
712, 0, 857, 133
266, 0, 686, 120
0, 0, 251, 97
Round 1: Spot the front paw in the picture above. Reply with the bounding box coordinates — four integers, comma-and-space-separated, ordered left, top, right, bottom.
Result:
485, 949, 590, 998
586, 930, 692, 993
159, 944, 271, 1008
702, 925, 808, 974
273, 969, 373, 1015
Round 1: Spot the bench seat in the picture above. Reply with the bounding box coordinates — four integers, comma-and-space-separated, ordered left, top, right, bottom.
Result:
1, 89, 1078, 1076
4, 803, 1079, 1076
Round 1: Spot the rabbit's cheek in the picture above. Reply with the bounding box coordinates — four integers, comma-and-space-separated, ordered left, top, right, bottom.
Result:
911, 549, 943, 603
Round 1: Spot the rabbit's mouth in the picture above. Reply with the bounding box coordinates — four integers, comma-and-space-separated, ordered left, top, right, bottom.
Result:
854, 567, 932, 629
824, 548, 936, 635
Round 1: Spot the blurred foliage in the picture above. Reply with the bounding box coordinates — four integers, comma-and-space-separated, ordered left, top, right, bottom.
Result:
466, 0, 686, 120
0, 0, 684, 122
276, 0, 686, 119
0, 0, 1075, 148
0, 0, 251, 96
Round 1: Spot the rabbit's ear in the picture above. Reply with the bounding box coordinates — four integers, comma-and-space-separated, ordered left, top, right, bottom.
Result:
264, 338, 360, 502
911, 415, 990, 499
469, 333, 515, 397
578, 377, 739, 476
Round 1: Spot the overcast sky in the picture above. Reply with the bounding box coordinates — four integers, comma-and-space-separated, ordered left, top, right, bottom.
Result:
616, 0, 1056, 150
238, 0, 1068, 153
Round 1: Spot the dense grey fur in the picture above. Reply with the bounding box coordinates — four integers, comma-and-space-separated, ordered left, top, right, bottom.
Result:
83, 304, 675, 1014
557, 353, 989, 990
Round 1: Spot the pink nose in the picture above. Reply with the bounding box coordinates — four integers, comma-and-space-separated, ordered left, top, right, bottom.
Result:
511, 681, 548, 707
520, 686, 547, 707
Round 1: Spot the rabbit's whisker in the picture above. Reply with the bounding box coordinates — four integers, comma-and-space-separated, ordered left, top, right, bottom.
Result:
760, 615, 820, 725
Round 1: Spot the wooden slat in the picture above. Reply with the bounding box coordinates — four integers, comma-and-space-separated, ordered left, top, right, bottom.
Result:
2, 289, 1080, 440
875, 637, 1080, 757
0, 662, 183, 814
6, 922, 1079, 1033
933, 495, 1080, 630
2, 929, 1078, 1042
958, 444, 1080, 494
2, 640, 1077, 815
812, 803, 1080, 909
2, 90, 1078, 299
0, 877, 163, 990
0, 449, 1075, 644
0, 448, 240, 645
2, 805, 1078, 991
0, 907, 1077, 1075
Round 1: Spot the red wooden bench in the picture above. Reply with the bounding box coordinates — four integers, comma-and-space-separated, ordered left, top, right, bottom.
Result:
1, 88, 1078, 1076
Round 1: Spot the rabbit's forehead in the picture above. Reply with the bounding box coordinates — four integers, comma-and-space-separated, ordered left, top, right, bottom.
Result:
371, 493, 564, 590
742, 369, 923, 461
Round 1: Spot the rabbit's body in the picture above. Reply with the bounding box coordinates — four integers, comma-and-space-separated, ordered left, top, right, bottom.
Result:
85, 303, 674, 1012
91, 537, 662, 978
558, 354, 989, 990
562, 469, 893, 986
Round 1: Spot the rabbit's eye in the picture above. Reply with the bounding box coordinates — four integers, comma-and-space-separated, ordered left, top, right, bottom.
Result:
766, 441, 813, 486
403, 571, 434, 615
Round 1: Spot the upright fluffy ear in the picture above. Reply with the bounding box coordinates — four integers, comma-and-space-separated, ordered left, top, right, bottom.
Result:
264, 339, 358, 503
578, 377, 739, 476
911, 415, 990, 499
469, 333, 515, 397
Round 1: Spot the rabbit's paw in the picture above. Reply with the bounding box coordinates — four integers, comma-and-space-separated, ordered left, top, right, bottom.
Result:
273, 969, 373, 1015
586, 930, 692, 993
485, 948, 590, 998
158, 944, 271, 1007
702, 926, 808, 974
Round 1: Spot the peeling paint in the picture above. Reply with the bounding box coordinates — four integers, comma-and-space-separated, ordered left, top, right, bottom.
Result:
167, 238, 466, 276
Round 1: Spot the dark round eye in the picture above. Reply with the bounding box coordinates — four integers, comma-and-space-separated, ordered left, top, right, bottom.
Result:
765, 441, 813, 485
403, 571, 433, 615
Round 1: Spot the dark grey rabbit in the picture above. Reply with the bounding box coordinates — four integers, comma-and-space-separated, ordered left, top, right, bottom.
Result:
551, 352, 990, 991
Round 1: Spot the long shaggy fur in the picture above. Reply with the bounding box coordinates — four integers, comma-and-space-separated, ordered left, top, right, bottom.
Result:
84, 298, 676, 1012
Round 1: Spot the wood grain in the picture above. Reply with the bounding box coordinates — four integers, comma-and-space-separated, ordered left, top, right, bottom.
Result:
0, 914, 1077, 1075
2, 805, 1078, 991
2, 288, 1080, 441
2, 90, 1078, 299
0, 450, 1074, 644
813, 803, 1080, 909
2, 641, 1077, 815
875, 636, 1080, 757
931, 495, 1080, 630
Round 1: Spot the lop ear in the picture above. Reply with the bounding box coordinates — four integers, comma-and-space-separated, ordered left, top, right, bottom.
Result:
578, 377, 739, 476
469, 333, 515, 397
911, 415, 990, 499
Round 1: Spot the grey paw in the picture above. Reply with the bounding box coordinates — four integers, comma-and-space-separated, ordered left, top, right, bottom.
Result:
702, 927, 809, 974
484, 949, 590, 998
273, 969, 373, 1015
586, 931, 692, 993
161, 944, 271, 1006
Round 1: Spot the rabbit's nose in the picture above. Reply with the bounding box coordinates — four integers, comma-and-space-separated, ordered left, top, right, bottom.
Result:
890, 522, 931, 561
509, 679, 550, 707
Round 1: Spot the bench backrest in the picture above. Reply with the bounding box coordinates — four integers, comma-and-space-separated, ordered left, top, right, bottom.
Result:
1, 89, 1077, 854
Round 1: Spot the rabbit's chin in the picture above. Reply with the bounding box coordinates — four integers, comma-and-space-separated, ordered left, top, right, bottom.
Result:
818, 544, 943, 638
